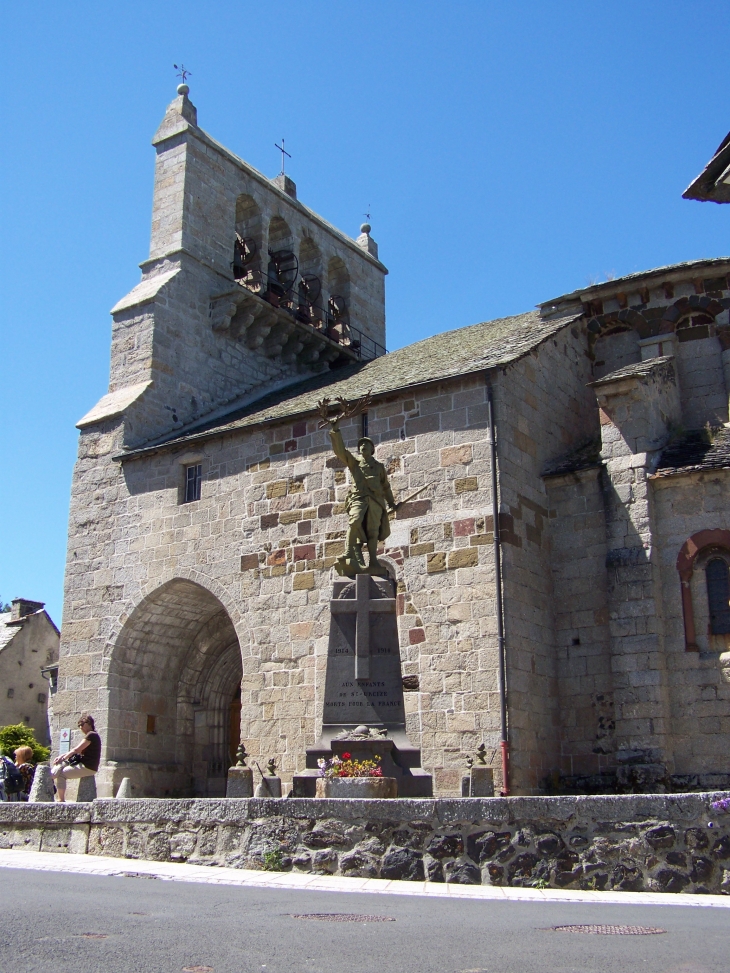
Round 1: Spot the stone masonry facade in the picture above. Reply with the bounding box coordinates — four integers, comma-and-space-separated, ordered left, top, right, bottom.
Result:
53, 89, 730, 799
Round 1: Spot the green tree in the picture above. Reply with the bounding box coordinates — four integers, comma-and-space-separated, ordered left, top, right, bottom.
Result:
0, 597, 11, 613
0, 724, 50, 763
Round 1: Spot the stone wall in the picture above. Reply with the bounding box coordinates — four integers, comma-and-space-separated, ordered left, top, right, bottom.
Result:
652, 471, 730, 777
544, 468, 613, 781
495, 319, 598, 790
2, 794, 730, 894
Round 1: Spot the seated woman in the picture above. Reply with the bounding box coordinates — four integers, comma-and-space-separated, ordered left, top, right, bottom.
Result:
51, 715, 101, 802
13, 746, 35, 801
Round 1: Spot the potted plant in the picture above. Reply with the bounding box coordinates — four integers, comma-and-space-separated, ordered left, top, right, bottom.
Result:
315, 752, 397, 798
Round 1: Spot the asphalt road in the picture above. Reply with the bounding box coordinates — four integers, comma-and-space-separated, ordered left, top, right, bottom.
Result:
1, 867, 727, 973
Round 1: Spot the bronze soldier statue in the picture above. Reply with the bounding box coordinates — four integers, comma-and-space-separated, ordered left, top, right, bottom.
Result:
317, 393, 425, 576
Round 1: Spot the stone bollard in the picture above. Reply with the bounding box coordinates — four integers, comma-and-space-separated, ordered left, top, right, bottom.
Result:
76, 775, 98, 802
254, 775, 282, 798
227, 766, 253, 797
115, 777, 133, 799
227, 742, 254, 797
462, 745, 495, 796
28, 764, 55, 803
253, 757, 282, 798
468, 766, 495, 797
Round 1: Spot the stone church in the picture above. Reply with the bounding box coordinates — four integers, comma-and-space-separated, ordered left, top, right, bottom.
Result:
55, 85, 730, 798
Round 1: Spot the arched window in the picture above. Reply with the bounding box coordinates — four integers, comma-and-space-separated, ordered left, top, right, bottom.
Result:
706, 557, 730, 634
326, 256, 351, 344
233, 194, 263, 287
265, 217, 298, 308
676, 529, 730, 651
297, 236, 323, 325
676, 312, 714, 343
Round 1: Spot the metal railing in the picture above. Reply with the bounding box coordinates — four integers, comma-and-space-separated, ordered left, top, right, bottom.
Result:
232, 266, 386, 361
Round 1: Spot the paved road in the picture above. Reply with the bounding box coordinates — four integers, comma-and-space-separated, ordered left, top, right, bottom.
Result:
2, 867, 728, 973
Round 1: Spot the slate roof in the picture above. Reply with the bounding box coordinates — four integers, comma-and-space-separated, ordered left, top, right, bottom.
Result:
542, 439, 603, 478
119, 309, 581, 459
541, 257, 730, 310
590, 356, 675, 387
653, 427, 730, 478
683, 131, 730, 204
0, 612, 16, 653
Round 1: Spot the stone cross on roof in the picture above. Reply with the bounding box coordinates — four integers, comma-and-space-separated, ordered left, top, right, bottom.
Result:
330, 574, 396, 680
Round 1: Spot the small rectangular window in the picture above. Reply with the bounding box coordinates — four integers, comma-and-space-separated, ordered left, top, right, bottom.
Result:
37, 693, 46, 704
6, 688, 14, 698
146, 715, 156, 734
184, 464, 202, 503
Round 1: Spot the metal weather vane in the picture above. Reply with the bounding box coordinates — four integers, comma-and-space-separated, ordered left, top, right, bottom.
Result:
174, 63, 191, 84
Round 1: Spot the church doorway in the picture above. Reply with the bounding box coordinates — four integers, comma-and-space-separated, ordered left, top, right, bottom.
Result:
229, 687, 242, 765
106, 579, 244, 797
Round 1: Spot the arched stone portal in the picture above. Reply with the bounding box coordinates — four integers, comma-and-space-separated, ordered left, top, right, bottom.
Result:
106, 579, 243, 797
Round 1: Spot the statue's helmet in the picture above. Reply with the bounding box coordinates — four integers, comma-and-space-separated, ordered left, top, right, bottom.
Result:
357, 437, 375, 451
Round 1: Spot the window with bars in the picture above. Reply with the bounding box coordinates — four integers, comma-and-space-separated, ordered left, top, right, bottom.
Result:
184, 464, 202, 503
706, 557, 730, 635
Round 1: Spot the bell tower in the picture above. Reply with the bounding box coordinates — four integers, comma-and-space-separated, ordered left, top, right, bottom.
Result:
78, 84, 388, 447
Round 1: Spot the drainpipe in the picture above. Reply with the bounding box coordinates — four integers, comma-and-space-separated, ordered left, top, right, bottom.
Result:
487, 386, 509, 796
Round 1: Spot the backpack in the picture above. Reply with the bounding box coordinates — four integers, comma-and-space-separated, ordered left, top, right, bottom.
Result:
0, 756, 24, 795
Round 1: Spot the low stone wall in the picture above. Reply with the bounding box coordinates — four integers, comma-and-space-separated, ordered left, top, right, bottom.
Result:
2, 793, 730, 894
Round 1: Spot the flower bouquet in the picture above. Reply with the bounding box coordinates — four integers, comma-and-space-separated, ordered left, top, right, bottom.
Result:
317, 752, 384, 779
315, 751, 397, 798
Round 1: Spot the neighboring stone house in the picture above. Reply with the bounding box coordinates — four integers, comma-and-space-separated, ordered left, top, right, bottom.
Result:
0, 599, 59, 745
53, 87, 730, 798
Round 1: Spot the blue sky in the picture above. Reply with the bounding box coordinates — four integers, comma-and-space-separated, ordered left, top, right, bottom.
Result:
1, 2, 728, 624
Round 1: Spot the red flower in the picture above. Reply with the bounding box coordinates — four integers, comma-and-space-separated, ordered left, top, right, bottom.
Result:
341, 752, 351, 760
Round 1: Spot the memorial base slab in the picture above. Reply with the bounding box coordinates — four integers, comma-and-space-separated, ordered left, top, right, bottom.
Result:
315, 777, 397, 798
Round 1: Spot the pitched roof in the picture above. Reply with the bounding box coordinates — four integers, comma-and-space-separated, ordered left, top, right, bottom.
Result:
119, 309, 580, 460
0, 612, 16, 653
541, 257, 730, 310
683, 132, 730, 203
590, 356, 675, 387
542, 439, 603, 478
653, 427, 730, 478
0, 608, 60, 652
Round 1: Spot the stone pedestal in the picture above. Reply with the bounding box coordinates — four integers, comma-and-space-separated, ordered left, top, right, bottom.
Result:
28, 764, 54, 803
76, 775, 97, 802
292, 575, 432, 798
461, 766, 495, 797
254, 775, 282, 797
226, 766, 253, 797
316, 776, 397, 798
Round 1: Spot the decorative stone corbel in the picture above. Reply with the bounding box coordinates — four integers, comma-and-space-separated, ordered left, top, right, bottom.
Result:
209, 290, 256, 333
245, 310, 277, 350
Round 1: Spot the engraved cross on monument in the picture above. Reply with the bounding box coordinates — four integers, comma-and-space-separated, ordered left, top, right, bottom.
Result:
322, 574, 405, 727
329, 573, 396, 680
